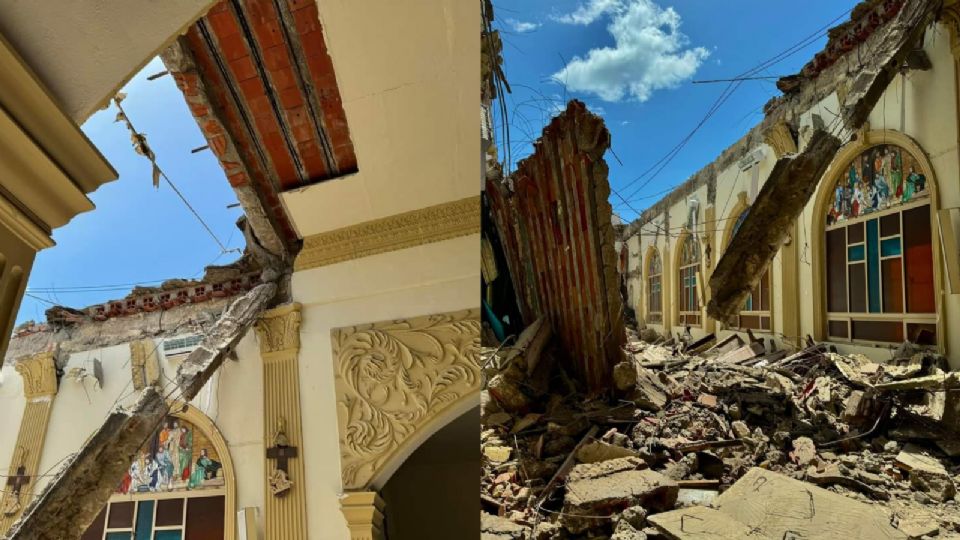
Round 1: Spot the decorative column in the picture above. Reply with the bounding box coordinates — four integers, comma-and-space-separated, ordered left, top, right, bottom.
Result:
0, 351, 59, 533
340, 492, 385, 540
255, 303, 307, 539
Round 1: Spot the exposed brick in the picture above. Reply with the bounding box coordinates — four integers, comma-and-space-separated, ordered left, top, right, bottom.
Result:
229, 55, 259, 82
487, 101, 623, 392
208, 9, 241, 37
227, 171, 249, 187
218, 31, 249, 61
262, 44, 292, 71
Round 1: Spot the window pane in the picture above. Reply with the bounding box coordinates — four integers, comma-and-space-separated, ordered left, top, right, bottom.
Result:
880, 213, 900, 236
108, 501, 135, 529
828, 320, 848, 338
826, 228, 847, 312
866, 218, 881, 313
848, 221, 864, 243
848, 244, 865, 261
136, 500, 154, 540
760, 317, 770, 330
185, 496, 225, 540
156, 499, 184, 527
906, 323, 937, 345
107, 533, 133, 540
903, 205, 935, 313
848, 263, 867, 312
881, 257, 903, 313
740, 315, 760, 329
880, 237, 901, 257
81, 507, 107, 540
852, 320, 903, 342
760, 271, 770, 311
154, 531, 183, 540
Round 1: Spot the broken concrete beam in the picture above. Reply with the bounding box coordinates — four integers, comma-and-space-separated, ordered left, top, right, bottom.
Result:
713, 468, 906, 539
486, 100, 624, 392
6, 388, 169, 539
682, 333, 715, 354
575, 440, 641, 464
708, 130, 841, 321
562, 457, 678, 534
501, 317, 551, 375
8, 282, 279, 538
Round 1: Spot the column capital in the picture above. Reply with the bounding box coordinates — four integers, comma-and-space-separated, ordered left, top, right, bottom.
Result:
340, 491, 385, 540
15, 351, 57, 399
255, 303, 302, 359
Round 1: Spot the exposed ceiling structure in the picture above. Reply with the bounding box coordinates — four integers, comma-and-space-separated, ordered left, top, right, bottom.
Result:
163, 0, 357, 253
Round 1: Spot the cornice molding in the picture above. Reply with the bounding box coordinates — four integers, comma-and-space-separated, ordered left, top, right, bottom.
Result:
294, 195, 480, 271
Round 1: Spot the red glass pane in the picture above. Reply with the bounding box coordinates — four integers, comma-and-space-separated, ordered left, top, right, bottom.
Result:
107, 502, 134, 529
185, 496, 225, 540
828, 320, 848, 338
903, 205, 935, 313
156, 498, 184, 527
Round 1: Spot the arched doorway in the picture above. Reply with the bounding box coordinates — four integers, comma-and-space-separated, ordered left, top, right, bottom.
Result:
379, 407, 478, 540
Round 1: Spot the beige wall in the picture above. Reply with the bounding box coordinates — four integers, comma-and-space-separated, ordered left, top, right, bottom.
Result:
0, 0, 213, 123
281, 0, 479, 236
292, 233, 480, 540
628, 22, 960, 368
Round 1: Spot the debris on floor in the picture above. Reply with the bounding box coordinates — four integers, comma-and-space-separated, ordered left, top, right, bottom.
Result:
481, 325, 960, 539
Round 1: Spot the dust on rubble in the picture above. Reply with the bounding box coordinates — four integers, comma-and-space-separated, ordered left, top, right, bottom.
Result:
481, 325, 960, 540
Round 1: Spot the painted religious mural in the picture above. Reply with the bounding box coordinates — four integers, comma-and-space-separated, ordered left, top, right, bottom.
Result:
827, 144, 928, 226
117, 416, 224, 494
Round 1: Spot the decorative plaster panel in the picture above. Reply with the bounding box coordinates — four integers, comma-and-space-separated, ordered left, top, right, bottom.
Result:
333, 309, 480, 490
294, 195, 480, 271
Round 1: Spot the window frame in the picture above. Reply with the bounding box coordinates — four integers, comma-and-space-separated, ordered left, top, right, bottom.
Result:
677, 235, 701, 327
646, 249, 662, 324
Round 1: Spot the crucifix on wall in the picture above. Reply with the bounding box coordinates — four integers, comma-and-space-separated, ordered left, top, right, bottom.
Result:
3, 448, 29, 516
266, 417, 297, 497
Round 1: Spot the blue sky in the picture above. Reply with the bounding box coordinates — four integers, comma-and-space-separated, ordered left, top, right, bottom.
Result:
17, 57, 246, 325
492, 0, 860, 223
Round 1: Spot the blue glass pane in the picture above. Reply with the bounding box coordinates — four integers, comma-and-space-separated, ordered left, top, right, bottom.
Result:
154, 531, 182, 540
106, 533, 133, 540
866, 219, 881, 312
847, 244, 865, 261
880, 237, 901, 257
135, 501, 154, 540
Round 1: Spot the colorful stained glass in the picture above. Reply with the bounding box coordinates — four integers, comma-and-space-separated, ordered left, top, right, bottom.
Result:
848, 245, 865, 261
880, 237, 901, 257
866, 218, 880, 313
826, 144, 928, 226
117, 416, 224, 495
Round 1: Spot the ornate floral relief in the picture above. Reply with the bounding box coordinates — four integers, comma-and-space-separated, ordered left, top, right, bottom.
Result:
15, 351, 57, 399
256, 303, 302, 357
333, 309, 481, 489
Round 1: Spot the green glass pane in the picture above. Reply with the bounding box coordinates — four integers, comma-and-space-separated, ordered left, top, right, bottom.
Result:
880, 237, 901, 257
106, 533, 133, 540
847, 244, 865, 261
135, 501, 154, 540
154, 531, 182, 540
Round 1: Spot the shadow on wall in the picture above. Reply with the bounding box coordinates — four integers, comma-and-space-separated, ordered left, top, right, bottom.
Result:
380, 406, 480, 539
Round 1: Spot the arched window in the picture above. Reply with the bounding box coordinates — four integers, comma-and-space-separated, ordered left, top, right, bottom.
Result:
647, 249, 662, 323
678, 235, 701, 326
82, 412, 230, 540
731, 208, 770, 330
824, 143, 936, 345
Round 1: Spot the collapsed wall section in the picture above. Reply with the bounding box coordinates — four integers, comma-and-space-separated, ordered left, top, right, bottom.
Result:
486, 100, 623, 391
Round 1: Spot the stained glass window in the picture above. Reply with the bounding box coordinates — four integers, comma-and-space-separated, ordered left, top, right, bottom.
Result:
731, 208, 771, 330
678, 235, 701, 326
824, 145, 935, 345
82, 415, 227, 540
647, 249, 662, 323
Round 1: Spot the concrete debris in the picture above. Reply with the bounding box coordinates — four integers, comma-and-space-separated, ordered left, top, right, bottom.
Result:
481, 327, 960, 539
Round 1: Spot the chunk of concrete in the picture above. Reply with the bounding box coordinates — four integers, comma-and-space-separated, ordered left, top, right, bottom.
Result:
713, 468, 906, 539
481, 512, 528, 540
562, 458, 677, 533
649, 505, 762, 539
576, 440, 641, 464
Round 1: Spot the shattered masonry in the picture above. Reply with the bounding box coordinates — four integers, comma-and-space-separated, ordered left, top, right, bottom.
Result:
486, 100, 624, 392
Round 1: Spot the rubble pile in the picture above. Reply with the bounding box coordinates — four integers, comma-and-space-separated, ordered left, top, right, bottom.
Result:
481, 323, 960, 539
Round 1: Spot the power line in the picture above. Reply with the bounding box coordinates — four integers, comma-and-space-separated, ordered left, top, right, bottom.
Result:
112, 94, 239, 256
615, 6, 855, 208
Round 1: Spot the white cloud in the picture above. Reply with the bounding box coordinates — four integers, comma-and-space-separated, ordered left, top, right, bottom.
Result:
505, 18, 541, 33
551, 0, 709, 102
